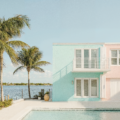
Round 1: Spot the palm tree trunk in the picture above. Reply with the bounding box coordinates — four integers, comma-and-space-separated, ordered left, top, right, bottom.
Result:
28, 71, 31, 98
0, 52, 4, 101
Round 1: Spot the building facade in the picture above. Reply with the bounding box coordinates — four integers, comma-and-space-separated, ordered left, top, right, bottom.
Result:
52, 43, 119, 101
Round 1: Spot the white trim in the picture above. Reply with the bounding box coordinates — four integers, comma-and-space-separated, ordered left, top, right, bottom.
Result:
72, 69, 110, 72
53, 43, 120, 45
74, 78, 98, 98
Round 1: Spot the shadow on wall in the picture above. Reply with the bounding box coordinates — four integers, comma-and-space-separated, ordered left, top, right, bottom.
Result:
106, 91, 120, 101
52, 61, 73, 101
52, 61, 101, 102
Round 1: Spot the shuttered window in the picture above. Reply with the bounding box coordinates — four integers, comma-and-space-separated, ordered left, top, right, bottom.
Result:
76, 79, 81, 96
76, 50, 81, 68
84, 79, 89, 96
75, 78, 98, 97
75, 49, 98, 69
91, 49, 98, 68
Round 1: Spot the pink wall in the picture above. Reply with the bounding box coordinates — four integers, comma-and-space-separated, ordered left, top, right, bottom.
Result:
106, 78, 110, 100
105, 44, 120, 78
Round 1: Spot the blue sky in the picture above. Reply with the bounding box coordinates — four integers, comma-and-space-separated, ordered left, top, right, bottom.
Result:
0, 0, 120, 83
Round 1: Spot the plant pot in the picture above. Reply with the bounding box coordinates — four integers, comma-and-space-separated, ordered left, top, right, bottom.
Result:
38, 97, 41, 100
44, 94, 49, 101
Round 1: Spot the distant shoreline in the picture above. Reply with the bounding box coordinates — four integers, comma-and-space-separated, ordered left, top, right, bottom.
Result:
1, 83, 52, 86
3, 85, 52, 86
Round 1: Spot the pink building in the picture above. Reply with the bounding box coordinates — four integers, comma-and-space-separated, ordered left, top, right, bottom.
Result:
105, 43, 120, 101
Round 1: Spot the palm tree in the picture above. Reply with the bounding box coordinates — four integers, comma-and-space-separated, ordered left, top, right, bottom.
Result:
0, 15, 30, 101
13, 47, 50, 98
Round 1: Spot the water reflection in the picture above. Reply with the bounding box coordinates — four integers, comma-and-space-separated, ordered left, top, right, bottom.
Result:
23, 110, 120, 120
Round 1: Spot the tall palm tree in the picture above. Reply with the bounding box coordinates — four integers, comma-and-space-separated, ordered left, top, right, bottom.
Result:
13, 47, 50, 98
0, 15, 30, 101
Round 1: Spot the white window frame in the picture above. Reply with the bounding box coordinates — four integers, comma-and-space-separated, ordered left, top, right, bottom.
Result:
74, 78, 98, 98
110, 50, 120, 66
74, 48, 98, 69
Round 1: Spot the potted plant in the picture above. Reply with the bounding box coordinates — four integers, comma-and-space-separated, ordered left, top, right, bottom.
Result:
33, 95, 38, 99
44, 91, 50, 101
38, 92, 42, 100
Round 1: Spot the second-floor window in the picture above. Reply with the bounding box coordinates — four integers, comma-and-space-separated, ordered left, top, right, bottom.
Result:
111, 50, 120, 65
75, 49, 98, 68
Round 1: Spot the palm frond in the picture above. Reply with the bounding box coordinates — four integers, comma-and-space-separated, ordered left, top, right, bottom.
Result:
13, 66, 25, 75
31, 66, 44, 72
6, 41, 30, 49
3, 42, 18, 65
0, 15, 30, 41
34, 61, 50, 67
14, 46, 50, 73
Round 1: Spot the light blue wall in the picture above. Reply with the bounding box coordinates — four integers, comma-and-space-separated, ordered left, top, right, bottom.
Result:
52, 44, 103, 101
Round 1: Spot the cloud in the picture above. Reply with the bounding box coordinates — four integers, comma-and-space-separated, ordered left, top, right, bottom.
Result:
3, 67, 52, 83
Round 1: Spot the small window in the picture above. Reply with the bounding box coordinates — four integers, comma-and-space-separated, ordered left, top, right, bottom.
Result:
111, 50, 117, 57
111, 50, 120, 65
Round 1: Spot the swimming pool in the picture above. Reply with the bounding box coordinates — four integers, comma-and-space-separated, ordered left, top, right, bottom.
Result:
23, 110, 120, 120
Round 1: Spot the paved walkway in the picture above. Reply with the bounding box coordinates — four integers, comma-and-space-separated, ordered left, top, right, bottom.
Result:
1, 99, 120, 120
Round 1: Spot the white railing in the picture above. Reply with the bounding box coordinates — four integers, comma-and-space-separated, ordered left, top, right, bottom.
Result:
73, 58, 110, 71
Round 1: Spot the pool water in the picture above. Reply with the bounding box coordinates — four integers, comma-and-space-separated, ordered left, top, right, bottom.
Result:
23, 110, 120, 120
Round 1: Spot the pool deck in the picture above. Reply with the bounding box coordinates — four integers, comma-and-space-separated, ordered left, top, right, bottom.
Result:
1, 99, 120, 120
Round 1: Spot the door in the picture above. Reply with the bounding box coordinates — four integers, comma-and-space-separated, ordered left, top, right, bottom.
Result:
110, 79, 120, 100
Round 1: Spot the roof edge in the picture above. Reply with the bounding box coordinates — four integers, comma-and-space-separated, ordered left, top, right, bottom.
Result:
53, 43, 105, 45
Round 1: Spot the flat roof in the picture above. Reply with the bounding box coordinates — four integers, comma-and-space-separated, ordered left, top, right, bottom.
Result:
53, 43, 104, 45
53, 43, 120, 45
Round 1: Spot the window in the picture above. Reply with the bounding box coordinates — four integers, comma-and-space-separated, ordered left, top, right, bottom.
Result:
75, 78, 98, 98
84, 79, 89, 96
84, 50, 89, 68
76, 50, 81, 68
76, 79, 81, 96
91, 50, 98, 68
75, 49, 98, 69
91, 79, 97, 96
111, 50, 120, 65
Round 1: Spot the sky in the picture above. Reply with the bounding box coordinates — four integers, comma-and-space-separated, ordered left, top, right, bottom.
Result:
0, 0, 120, 83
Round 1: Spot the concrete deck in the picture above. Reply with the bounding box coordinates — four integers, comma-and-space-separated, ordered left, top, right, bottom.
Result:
1, 99, 120, 120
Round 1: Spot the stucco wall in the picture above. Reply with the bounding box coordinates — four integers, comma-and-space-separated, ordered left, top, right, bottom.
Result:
105, 44, 120, 78
52, 44, 103, 101
106, 78, 110, 100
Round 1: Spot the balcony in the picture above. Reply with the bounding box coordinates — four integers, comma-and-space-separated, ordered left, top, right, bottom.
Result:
72, 58, 110, 72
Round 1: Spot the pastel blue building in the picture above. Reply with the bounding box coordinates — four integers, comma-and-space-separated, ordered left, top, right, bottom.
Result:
52, 43, 110, 101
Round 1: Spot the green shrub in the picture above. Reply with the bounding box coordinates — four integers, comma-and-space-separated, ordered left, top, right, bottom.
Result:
33, 95, 38, 99
0, 99, 13, 109
0, 101, 4, 107
45, 91, 49, 94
